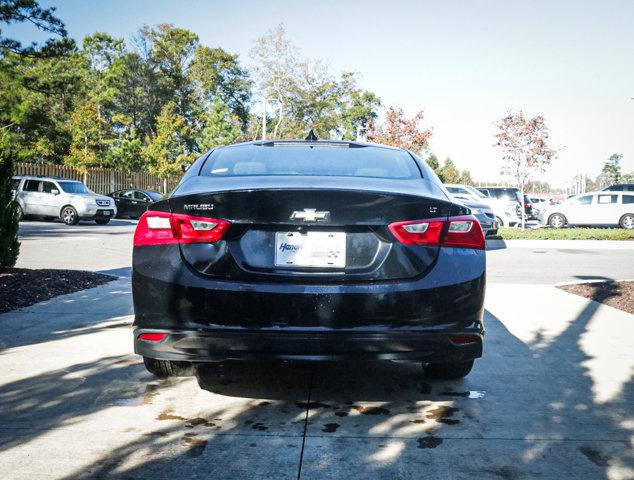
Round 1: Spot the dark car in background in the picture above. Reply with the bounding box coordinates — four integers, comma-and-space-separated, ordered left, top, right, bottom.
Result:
108, 189, 163, 219
132, 140, 486, 380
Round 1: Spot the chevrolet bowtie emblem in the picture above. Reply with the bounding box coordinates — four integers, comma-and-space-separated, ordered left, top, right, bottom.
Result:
290, 208, 330, 222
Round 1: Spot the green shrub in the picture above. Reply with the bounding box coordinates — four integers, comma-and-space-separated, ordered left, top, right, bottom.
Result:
0, 140, 20, 270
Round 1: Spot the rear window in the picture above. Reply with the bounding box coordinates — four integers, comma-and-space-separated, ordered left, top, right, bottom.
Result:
597, 194, 617, 204
24, 180, 40, 192
201, 144, 421, 179
490, 188, 520, 201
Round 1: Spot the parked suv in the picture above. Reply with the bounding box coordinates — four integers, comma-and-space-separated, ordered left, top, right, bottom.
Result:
12, 176, 116, 225
538, 192, 634, 229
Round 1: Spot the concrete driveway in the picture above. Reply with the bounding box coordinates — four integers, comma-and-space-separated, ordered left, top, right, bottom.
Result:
1, 221, 633, 479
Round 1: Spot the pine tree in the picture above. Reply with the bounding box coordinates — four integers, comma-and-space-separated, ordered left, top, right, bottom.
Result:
142, 102, 196, 178
197, 98, 241, 151
0, 131, 20, 270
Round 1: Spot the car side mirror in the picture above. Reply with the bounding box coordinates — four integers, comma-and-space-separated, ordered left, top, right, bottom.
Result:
51, 189, 60, 195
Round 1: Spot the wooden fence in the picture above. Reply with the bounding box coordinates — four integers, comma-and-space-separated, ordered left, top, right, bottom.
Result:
14, 163, 180, 195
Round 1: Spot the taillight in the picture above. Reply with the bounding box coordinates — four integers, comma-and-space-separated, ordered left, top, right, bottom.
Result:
134, 210, 231, 246
138, 332, 168, 342
388, 215, 485, 250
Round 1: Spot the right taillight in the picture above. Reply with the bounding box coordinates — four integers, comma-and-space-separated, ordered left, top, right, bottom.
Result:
388, 215, 485, 250
134, 210, 231, 246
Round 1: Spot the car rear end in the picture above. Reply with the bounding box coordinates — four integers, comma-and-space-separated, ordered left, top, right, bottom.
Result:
132, 141, 486, 374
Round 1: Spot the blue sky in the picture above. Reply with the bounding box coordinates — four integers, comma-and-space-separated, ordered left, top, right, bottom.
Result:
6, 0, 634, 186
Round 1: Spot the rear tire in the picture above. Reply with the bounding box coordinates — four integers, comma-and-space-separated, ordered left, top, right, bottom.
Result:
423, 359, 474, 380
143, 357, 193, 377
95, 218, 111, 225
548, 213, 566, 229
60, 206, 80, 225
16, 204, 24, 222
620, 214, 634, 229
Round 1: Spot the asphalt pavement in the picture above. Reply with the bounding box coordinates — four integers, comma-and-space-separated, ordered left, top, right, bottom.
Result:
1, 220, 633, 479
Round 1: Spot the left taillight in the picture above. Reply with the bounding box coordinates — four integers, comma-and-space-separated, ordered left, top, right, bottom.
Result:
133, 210, 231, 247
388, 215, 485, 250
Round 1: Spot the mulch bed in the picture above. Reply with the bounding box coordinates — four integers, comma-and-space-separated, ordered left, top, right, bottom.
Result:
0, 268, 115, 314
558, 280, 634, 315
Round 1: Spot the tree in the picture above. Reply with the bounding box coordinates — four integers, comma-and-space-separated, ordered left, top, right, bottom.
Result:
366, 107, 432, 155
601, 153, 622, 184
439, 157, 461, 184
190, 45, 252, 127
65, 101, 109, 170
0, 130, 20, 270
249, 25, 379, 139
0, 0, 69, 268
494, 110, 557, 227
0, 0, 66, 56
142, 102, 196, 178
250, 24, 300, 138
197, 98, 241, 151
139, 24, 199, 121
105, 119, 144, 171
458, 169, 474, 185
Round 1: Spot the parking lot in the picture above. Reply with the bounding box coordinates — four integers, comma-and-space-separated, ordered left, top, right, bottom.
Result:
1, 220, 633, 479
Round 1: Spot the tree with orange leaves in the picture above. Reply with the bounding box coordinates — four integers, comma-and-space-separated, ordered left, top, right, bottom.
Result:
494, 110, 557, 228
366, 107, 432, 155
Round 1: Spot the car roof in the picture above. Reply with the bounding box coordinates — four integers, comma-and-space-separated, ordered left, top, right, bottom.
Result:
14, 175, 77, 181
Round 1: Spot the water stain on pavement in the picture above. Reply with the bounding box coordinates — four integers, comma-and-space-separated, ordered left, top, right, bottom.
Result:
426, 405, 459, 424
417, 436, 443, 448
251, 422, 268, 431
185, 417, 216, 428
578, 446, 609, 467
183, 436, 208, 457
156, 409, 187, 421
322, 423, 340, 433
109, 382, 162, 407
334, 411, 348, 417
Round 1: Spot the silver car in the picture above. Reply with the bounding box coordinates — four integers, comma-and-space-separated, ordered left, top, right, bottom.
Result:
445, 195, 498, 237
12, 176, 117, 225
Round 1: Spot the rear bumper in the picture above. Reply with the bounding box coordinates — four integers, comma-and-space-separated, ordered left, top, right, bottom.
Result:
132, 245, 486, 363
80, 208, 116, 219
134, 328, 483, 363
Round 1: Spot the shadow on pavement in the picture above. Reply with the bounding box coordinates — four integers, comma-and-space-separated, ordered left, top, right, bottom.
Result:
0, 304, 631, 479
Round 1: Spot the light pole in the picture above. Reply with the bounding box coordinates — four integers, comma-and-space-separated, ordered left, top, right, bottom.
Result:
261, 98, 280, 140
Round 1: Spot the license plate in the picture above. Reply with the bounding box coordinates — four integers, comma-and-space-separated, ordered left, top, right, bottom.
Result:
102, 210, 111, 216
275, 232, 346, 268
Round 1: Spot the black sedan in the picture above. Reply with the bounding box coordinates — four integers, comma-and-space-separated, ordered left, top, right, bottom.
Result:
108, 189, 163, 219
132, 140, 486, 379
